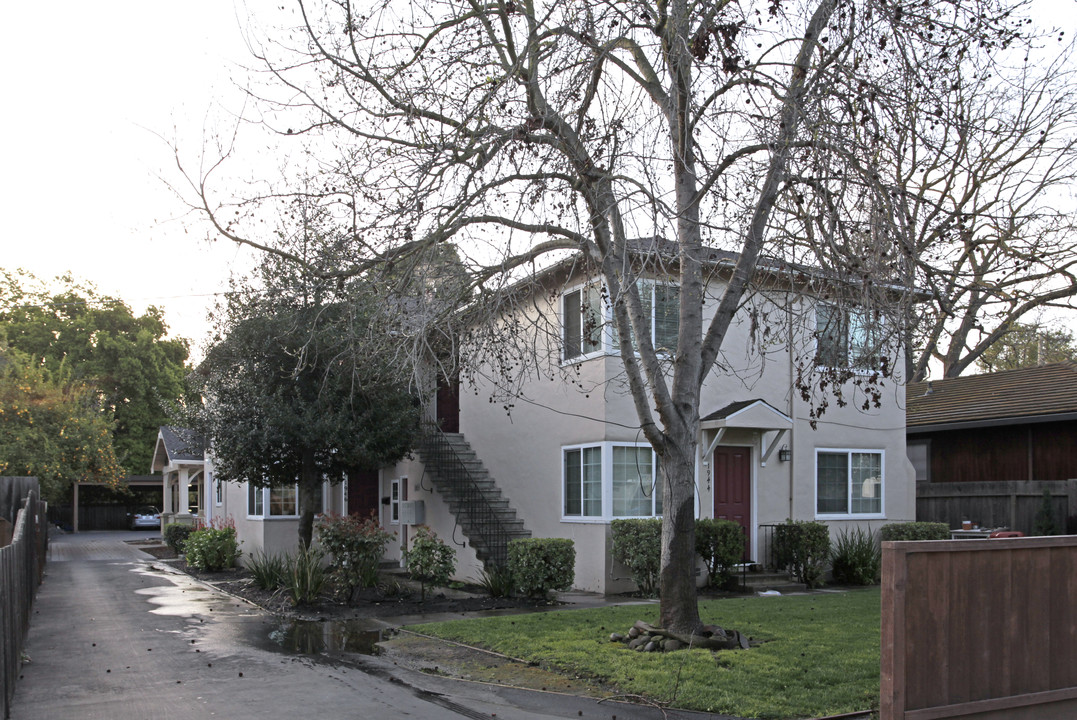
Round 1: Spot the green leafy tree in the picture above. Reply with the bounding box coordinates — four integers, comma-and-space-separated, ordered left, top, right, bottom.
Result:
0, 269, 189, 473
192, 223, 420, 550
977, 322, 1077, 373
0, 342, 124, 503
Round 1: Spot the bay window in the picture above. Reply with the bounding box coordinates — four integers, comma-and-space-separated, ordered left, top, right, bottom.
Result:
563, 443, 662, 520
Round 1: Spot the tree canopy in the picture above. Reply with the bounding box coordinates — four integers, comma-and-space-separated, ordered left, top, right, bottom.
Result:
186, 0, 1036, 633
977, 322, 1077, 372
0, 342, 123, 503
0, 270, 190, 474
191, 227, 420, 549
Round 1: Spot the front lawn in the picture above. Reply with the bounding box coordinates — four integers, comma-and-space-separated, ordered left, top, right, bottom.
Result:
411, 588, 881, 719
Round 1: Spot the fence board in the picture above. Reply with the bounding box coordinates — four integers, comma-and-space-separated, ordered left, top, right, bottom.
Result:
0, 480, 46, 719
882, 536, 1077, 720
917, 480, 1076, 535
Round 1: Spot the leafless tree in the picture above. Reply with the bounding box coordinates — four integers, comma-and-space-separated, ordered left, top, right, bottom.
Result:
183, 0, 1026, 634
886, 39, 1077, 380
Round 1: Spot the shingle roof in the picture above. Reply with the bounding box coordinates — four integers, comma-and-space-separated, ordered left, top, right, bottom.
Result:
159, 426, 205, 463
906, 362, 1077, 429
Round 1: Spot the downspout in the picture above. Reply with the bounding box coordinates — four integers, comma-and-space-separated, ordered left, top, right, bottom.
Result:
788, 296, 796, 520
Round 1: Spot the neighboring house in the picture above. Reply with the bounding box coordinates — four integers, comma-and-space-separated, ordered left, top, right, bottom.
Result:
152, 426, 355, 557
906, 362, 1077, 484
151, 427, 207, 528
173, 247, 917, 592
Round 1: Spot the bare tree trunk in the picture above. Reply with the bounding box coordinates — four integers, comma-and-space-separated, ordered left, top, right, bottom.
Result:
298, 449, 318, 550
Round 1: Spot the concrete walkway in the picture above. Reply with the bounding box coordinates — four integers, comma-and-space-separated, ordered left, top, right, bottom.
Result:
10, 531, 734, 720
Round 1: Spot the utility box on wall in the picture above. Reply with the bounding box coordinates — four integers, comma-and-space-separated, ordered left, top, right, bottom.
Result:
399, 500, 425, 526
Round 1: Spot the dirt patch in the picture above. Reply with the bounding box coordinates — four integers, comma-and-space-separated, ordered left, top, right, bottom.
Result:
379, 631, 616, 697
126, 540, 177, 560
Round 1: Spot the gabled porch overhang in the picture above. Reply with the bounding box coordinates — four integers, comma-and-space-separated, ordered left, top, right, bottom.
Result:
700, 399, 793, 466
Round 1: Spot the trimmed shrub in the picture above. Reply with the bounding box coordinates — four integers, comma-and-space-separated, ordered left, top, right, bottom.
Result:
247, 550, 288, 590
879, 522, 950, 542
287, 546, 326, 606
184, 527, 241, 571
772, 520, 830, 589
695, 518, 745, 589
508, 538, 575, 598
163, 523, 194, 554
317, 512, 395, 595
405, 526, 456, 599
830, 527, 881, 585
609, 518, 662, 597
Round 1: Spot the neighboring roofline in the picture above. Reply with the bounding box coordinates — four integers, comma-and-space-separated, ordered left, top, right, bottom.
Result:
907, 410, 1077, 434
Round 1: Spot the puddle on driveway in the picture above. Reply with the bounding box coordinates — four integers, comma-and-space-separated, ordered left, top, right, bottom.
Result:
267, 619, 388, 655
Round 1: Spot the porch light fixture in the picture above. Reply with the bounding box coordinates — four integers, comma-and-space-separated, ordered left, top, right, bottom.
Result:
778, 445, 791, 462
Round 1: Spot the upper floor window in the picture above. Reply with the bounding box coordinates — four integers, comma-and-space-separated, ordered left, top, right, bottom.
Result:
816, 449, 883, 517
562, 281, 679, 362
815, 304, 881, 370
563, 285, 603, 361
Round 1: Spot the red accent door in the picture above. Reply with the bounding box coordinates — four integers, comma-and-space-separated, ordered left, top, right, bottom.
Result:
713, 446, 752, 559
436, 373, 460, 433
347, 468, 380, 519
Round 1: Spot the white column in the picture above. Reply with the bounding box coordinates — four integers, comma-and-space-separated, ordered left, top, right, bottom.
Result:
162, 473, 173, 514
178, 468, 190, 514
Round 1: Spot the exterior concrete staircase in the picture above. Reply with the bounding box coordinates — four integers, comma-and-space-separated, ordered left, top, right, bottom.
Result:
416, 428, 530, 568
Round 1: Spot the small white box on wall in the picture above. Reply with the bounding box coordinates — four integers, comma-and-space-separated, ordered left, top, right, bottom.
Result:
399, 500, 425, 525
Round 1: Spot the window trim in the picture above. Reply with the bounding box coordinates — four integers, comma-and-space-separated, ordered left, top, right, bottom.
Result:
561, 442, 663, 522
814, 448, 886, 519
245, 481, 327, 520
389, 478, 401, 525
814, 303, 884, 373
560, 280, 680, 364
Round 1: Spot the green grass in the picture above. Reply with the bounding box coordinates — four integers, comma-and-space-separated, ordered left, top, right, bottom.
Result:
411, 588, 881, 719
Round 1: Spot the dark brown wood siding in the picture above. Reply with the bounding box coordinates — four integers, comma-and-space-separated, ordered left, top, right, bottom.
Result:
1032, 419, 1077, 481
910, 420, 1077, 483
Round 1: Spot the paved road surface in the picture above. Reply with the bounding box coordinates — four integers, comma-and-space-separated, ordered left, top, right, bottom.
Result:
11, 531, 733, 720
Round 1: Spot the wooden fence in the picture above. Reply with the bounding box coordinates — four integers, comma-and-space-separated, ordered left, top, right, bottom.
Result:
881, 535, 1077, 719
0, 484, 47, 720
917, 480, 1077, 534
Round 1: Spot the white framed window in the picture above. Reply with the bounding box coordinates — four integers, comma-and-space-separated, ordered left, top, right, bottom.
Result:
247, 483, 323, 518
561, 280, 679, 362
563, 443, 662, 521
562, 284, 603, 361
389, 478, 401, 525
563, 446, 603, 517
815, 303, 882, 370
815, 449, 884, 517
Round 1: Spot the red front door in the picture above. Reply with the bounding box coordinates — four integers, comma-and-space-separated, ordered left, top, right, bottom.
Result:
713, 446, 752, 559
347, 468, 380, 519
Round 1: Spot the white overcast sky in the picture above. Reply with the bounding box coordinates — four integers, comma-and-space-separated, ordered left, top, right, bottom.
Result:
2, 0, 1075, 363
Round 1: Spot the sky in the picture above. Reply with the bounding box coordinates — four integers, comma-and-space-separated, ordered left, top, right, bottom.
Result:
1, 1, 278, 360
2, 0, 1076, 365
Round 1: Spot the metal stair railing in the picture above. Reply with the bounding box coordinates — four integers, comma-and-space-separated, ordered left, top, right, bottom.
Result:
419, 423, 518, 568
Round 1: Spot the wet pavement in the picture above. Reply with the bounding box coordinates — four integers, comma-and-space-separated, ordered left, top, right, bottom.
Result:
10, 530, 736, 720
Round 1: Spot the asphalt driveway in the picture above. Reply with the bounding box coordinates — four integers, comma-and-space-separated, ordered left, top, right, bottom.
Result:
10, 531, 734, 720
